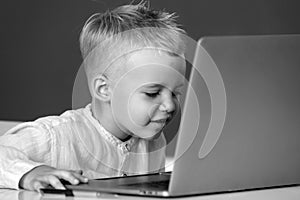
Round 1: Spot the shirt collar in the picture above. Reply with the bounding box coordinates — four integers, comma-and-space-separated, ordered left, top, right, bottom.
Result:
83, 104, 137, 153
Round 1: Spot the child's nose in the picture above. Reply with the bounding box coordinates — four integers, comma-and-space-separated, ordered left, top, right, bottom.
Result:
159, 95, 176, 113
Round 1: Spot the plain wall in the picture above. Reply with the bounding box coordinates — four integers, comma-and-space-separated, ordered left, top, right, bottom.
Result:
1, 0, 299, 155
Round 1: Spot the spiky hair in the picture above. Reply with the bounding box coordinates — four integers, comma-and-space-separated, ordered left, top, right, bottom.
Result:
79, 1, 186, 87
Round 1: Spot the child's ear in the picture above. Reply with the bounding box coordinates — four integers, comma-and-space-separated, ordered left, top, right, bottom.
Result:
93, 75, 111, 102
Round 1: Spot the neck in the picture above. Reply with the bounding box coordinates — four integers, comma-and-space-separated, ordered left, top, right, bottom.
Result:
91, 99, 132, 142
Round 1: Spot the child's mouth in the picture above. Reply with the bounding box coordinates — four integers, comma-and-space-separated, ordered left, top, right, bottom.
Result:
152, 119, 168, 123
151, 116, 172, 127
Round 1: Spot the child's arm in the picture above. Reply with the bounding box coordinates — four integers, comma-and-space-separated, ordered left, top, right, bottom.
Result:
0, 144, 45, 189
0, 125, 88, 191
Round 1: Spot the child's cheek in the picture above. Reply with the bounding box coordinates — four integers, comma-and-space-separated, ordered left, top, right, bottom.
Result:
129, 99, 151, 127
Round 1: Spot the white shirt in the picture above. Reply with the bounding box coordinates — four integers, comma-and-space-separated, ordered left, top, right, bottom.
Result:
0, 104, 166, 189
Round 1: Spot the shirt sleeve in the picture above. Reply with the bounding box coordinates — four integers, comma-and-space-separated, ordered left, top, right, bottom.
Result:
0, 123, 53, 189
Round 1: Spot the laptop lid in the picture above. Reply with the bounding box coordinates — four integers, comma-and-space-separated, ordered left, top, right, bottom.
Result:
169, 34, 300, 196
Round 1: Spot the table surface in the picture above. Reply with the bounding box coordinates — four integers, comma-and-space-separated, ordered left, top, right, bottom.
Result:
0, 186, 300, 200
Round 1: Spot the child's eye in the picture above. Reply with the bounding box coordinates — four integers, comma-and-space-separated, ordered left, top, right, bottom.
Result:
145, 92, 160, 98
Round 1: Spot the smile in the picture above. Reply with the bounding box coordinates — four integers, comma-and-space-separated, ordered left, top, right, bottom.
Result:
152, 118, 168, 124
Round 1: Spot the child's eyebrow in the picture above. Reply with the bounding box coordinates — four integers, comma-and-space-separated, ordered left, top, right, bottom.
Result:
144, 84, 162, 88
143, 83, 184, 89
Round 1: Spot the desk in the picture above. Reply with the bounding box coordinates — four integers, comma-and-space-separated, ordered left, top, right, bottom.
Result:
0, 121, 21, 135
0, 186, 300, 200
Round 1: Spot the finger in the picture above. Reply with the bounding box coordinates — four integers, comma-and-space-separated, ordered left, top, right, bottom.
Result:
46, 175, 66, 190
53, 170, 80, 185
32, 181, 46, 192
32, 181, 44, 192
72, 172, 89, 183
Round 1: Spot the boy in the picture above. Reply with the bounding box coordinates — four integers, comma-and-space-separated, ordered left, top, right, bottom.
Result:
0, 1, 186, 192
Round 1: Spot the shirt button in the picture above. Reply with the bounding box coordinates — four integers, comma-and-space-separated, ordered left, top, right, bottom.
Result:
124, 144, 130, 151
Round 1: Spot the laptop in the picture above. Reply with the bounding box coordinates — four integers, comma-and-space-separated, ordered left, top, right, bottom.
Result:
42, 34, 300, 197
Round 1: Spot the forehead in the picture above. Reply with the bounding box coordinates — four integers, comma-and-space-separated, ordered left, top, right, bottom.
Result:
126, 49, 186, 73
113, 49, 186, 90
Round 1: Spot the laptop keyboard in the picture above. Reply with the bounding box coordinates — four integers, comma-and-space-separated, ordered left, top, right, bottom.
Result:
121, 180, 170, 190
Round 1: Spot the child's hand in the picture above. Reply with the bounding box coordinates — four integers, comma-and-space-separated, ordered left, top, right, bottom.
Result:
19, 165, 88, 192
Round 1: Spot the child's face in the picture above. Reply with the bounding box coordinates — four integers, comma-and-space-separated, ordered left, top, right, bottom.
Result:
110, 49, 186, 140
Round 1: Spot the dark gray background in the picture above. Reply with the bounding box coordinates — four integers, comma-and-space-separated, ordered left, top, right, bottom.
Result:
0, 0, 299, 155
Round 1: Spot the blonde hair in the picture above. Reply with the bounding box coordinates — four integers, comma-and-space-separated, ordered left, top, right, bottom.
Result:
79, 1, 186, 88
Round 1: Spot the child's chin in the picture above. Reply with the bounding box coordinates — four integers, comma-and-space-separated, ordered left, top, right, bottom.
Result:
146, 131, 162, 140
